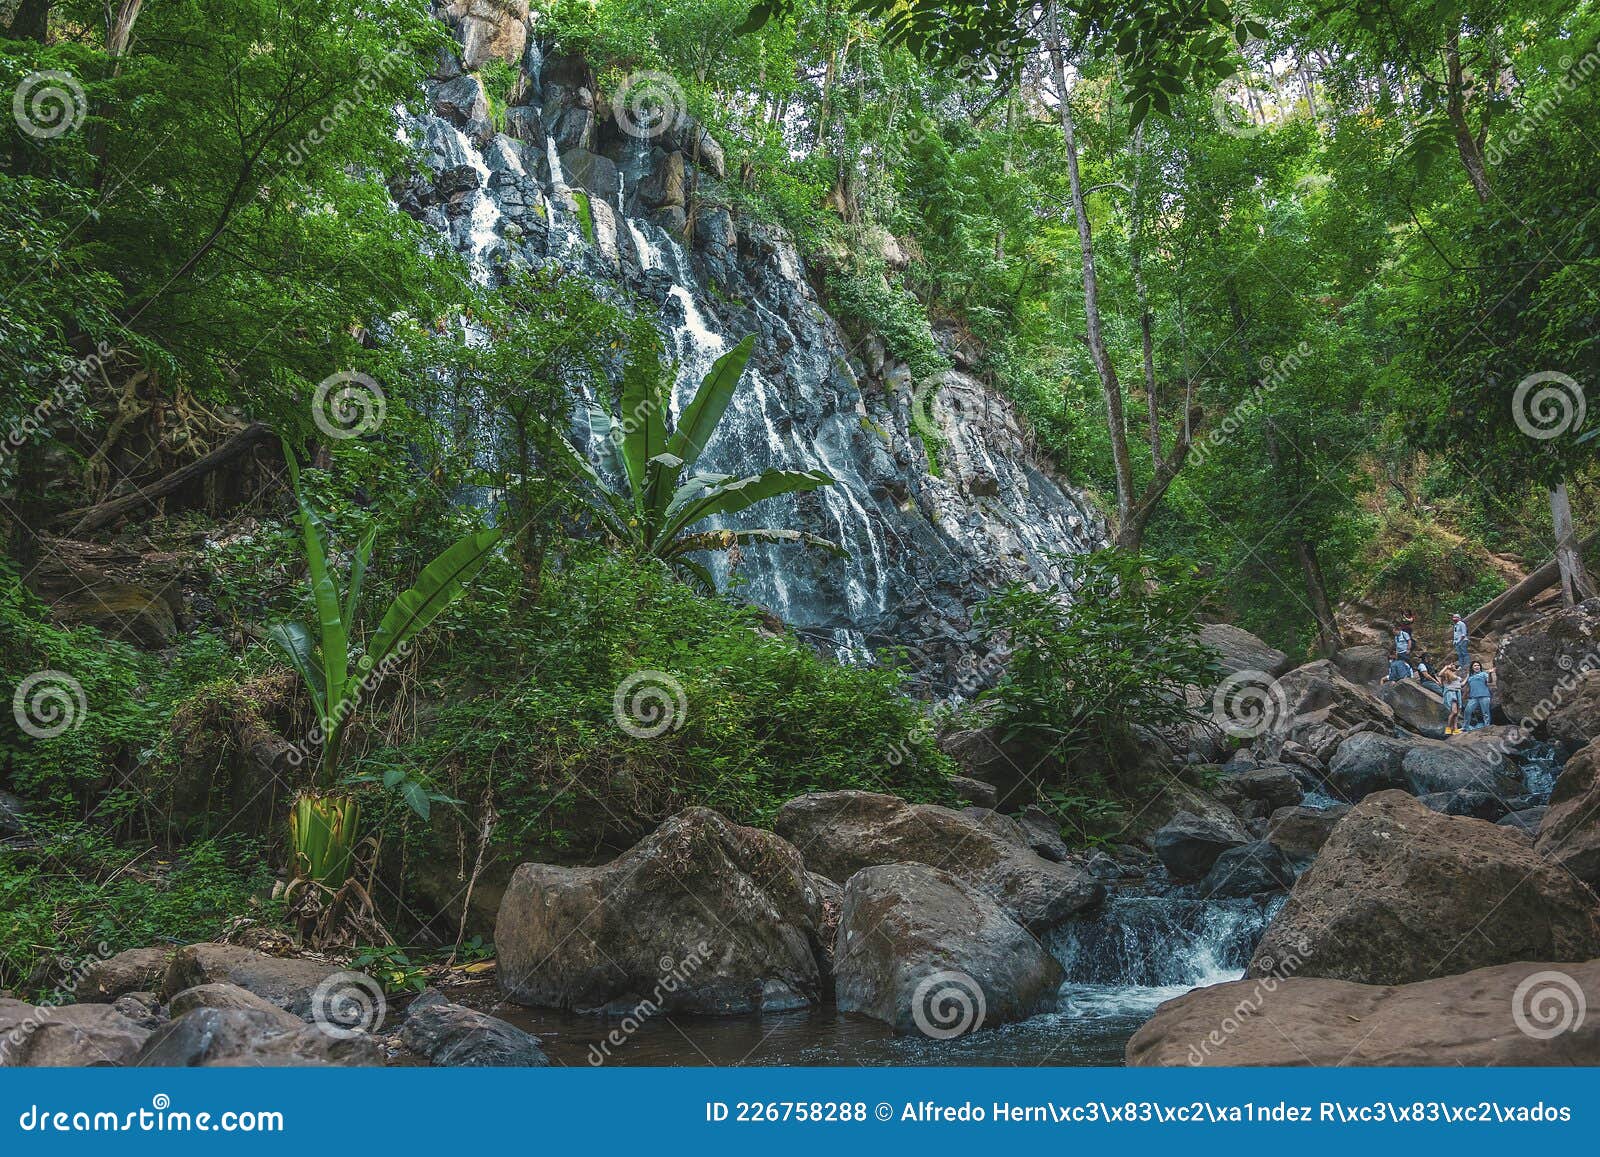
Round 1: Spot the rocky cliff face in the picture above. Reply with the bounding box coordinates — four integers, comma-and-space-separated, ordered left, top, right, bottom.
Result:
393, 14, 1106, 688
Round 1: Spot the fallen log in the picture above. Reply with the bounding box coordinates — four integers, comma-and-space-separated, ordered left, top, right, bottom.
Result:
58, 422, 276, 535
1467, 530, 1600, 633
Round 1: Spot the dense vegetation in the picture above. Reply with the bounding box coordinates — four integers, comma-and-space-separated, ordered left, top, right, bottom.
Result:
4, 0, 1597, 990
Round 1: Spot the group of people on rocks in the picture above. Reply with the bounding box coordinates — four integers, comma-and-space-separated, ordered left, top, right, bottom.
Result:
1380, 610, 1494, 735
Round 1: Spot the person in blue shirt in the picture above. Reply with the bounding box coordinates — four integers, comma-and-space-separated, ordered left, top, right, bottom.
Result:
1451, 613, 1470, 669
1394, 624, 1413, 662
1463, 661, 1494, 730
1384, 652, 1413, 683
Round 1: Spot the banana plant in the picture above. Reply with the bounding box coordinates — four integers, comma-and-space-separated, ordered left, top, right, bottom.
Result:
270, 440, 501, 885
551, 334, 844, 590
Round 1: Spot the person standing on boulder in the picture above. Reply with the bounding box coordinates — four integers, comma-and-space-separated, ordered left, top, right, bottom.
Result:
1451, 613, 1469, 669
1439, 664, 1463, 735
1394, 619, 1414, 664
1463, 661, 1494, 730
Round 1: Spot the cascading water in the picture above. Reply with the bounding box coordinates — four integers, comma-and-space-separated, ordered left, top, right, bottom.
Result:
394, 40, 1108, 688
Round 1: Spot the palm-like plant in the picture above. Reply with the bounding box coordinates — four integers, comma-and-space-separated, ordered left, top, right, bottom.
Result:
270, 442, 500, 887
550, 335, 843, 589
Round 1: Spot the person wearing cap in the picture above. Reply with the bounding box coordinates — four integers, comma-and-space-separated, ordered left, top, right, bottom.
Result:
1451, 612, 1469, 669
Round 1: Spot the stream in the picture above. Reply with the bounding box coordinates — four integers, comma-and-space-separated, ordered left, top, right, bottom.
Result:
483, 894, 1282, 1066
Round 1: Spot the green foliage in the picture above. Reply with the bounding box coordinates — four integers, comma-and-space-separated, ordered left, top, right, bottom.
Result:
976, 550, 1223, 773
350, 944, 429, 994
0, 830, 279, 998
825, 264, 947, 380
374, 549, 955, 863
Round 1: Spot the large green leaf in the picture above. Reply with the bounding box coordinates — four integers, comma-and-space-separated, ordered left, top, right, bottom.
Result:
282, 440, 348, 722
544, 426, 633, 543
658, 468, 835, 545
342, 524, 378, 634
618, 347, 669, 514
364, 527, 502, 670
666, 335, 755, 478
266, 620, 328, 723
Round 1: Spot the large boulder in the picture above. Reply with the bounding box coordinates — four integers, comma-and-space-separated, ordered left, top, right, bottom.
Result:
167, 983, 302, 1028
161, 945, 345, 1018
1400, 733, 1522, 797
1333, 644, 1390, 686
496, 807, 823, 1015
1536, 739, 1600, 889
1496, 598, 1600, 724
1546, 671, 1600, 747
833, 864, 1062, 1036
772, 791, 1101, 932
444, 0, 529, 69
1151, 809, 1250, 881
78, 947, 173, 1002
400, 990, 548, 1066
936, 727, 1048, 809
1248, 791, 1600, 986
1377, 680, 1446, 736
133, 1008, 383, 1067
1196, 622, 1290, 678
0, 1000, 151, 1066
1265, 803, 1350, 860
1127, 959, 1600, 1066
1326, 731, 1412, 801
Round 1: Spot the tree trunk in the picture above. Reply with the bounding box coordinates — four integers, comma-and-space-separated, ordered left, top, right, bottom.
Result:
1468, 529, 1600, 630
7, 0, 50, 40
1550, 482, 1598, 605
1045, 7, 1134, 531
1445, 33, 1493, 206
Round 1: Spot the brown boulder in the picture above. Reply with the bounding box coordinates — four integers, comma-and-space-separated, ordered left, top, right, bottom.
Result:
0, 1000, 151, 1066
1537, 738, 1600, 889
1248, 791, 1600, 986
1496, 598, 1600, 724
772, 791, 1102, 932
162, 945, 346, 1018
1127, 959, 1600, 1066
78, 947, 173, 1002
1196, 622, 1290, 678
1265, 803, 1350, 860
496, 808, 823, 1014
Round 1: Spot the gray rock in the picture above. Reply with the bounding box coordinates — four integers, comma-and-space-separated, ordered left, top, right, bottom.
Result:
1400, 732, 1522, 796
1215, 765, 1304, 819
833, 864, 1062, 1036
79, 947, 173, 1002
400, 990, 547, 1066
1196, 622, 1290, 677
1197, 840, 1298, 898
1496, 598, 1600, 724
133, 1008, 382, 1067
496, 808, 822, 1014
162, 945, 346, 1019
0, 999, 151, 1066
1327, 731, 1412, 801
0, 791, 24, 836
1537, 739, 1600, 886
1499, 807, 1547, 836
773, 791, 1102, 933
167, 983, 302, 1028
1416, 789, 1508, 821
1332, 644, 1390, 686
1151, 809, 1250, 881
1378, 679, 1447, 736
947, 775, 998, 809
